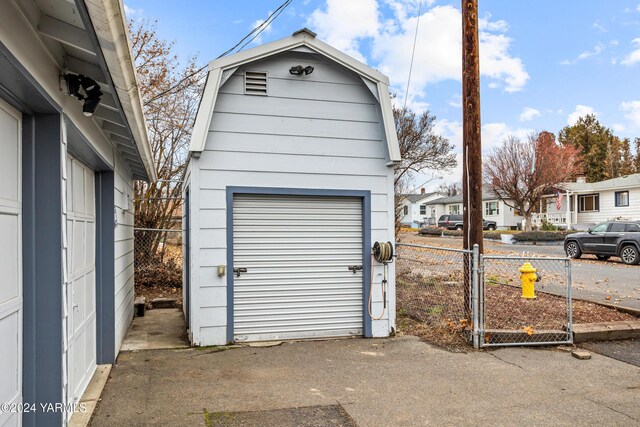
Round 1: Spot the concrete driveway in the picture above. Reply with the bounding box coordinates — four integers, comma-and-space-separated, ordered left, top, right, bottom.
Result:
90, 337, 640, 426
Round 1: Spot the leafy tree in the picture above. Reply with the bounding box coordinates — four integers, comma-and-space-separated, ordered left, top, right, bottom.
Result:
484, 131, 582, 231
619, 137, 636, 175
129, 19, 205, 264
558, 114, 616, 182
635, 138, 640, 173
393, 106, 457, 233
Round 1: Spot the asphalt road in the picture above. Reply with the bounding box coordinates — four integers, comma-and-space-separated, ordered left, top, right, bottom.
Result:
485, 240, 640, 311
401, 234, 640, 311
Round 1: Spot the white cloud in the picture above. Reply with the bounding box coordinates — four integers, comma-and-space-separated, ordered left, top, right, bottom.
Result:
308, 0, 380, 62
561, 43, 605, 64
593, 20, 607, 33
123, 4, 143, 18
250, 14, 275, 45
448, 93, 462, 108
620, 100, 640, 127
637, 3, 640, 12
308, 1, 529, 107
567, 105, 597, 125
519, 107, 540, 122
482, 122, 534, 151
621, 38, 640, 66
612, 123, 626, 133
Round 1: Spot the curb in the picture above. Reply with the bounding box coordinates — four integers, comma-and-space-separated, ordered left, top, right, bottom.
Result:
572, 321, 640, 343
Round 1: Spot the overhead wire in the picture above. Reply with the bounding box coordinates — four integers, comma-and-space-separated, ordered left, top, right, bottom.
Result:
143, 0, 293, 106
402, 0, 422, 111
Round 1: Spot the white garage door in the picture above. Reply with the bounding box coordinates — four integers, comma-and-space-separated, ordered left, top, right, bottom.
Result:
232, 194, 363, 342
0, 99, 22, 427
65, 155, 96, 404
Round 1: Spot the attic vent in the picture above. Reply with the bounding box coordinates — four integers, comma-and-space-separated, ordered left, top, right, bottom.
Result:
244, 71, 268, 96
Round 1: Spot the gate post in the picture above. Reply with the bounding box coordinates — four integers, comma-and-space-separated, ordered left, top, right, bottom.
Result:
472, 244, 480, 348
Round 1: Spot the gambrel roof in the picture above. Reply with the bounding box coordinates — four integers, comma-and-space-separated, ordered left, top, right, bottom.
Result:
189, 28, 401, 164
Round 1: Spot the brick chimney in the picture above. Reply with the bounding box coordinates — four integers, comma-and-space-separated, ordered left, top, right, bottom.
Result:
420, 187, 425, 194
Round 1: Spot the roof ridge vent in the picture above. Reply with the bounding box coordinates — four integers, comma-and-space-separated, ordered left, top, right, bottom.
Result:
292, 28, 317, 38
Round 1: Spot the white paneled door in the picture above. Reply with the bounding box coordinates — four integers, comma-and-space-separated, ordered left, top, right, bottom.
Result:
65, 155, 96, 405
0, 99, 22, 426
232, 194, 363, 342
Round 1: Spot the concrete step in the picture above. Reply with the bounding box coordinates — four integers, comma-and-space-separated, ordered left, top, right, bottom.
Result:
572, 321, 640, 343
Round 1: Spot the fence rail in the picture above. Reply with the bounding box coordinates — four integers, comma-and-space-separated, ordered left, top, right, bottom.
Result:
395, 242, 573, 348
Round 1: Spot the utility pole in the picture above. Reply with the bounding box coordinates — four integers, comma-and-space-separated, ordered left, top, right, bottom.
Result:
462, 0, 483, 322
462, 0, 483, 254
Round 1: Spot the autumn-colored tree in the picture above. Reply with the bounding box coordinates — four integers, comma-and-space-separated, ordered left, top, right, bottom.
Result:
619, 137, 636, 175
484, 131, 582, 231
393, 106, 457, 233
129, 19, 205, 264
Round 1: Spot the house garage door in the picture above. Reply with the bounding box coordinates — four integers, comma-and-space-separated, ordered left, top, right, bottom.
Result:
0, 99, 22, 427
232, 194, 364, 342
66, 155, 96, 404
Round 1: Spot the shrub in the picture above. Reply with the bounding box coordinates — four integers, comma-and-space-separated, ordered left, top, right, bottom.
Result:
418, 226, 443, 236
442, 229, 464, 237
483, 231, 502, 240
540, 218, 559, 231
512, 231, 569, 242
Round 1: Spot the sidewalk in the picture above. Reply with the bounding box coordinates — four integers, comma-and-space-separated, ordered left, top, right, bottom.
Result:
91, 337, 639, 426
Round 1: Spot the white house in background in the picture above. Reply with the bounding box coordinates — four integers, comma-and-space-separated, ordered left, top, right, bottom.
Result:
399, 190, 445, 227
533, 174, 640, 229
0, 1, 155, 426
424, 191, 524, 229
184, 29, 400, 346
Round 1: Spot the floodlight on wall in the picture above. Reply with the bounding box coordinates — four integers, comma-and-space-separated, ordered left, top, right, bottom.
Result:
289, 65, 314, 76
61, 73, 103, 116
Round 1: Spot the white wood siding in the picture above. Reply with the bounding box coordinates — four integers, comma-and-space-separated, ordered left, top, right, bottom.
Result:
191, 52, 395, 345
114, 155, 135, 355
576, 188, 640, 223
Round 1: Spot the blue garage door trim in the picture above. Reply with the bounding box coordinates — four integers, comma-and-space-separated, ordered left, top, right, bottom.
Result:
225, 186, 372, 342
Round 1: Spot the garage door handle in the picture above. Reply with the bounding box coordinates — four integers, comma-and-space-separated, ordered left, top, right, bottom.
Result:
348, 265, 363, 274
233, 267, 248, 277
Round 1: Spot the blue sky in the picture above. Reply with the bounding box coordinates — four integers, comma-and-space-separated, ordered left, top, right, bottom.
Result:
124, 1, 640, 190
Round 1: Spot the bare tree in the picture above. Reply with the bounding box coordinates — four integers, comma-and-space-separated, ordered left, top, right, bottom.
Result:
394, 106, 457, 233
129, 19, 205, 263
484, 131, 582, 231
437, 181, 462, 197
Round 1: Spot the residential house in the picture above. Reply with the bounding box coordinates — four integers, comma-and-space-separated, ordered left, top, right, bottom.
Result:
424, 191, 524, 229
399, 189, 445, 227
533, 174, 640, 229
0, 1, 155, 425
183, 29, 400, 346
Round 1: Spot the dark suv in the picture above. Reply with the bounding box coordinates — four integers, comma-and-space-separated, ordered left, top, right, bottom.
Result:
564, 221, 640, 265
437, 214, 497, 231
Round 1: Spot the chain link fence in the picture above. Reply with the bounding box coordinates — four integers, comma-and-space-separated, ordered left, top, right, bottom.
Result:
480, 256, 572, 346
395, 243, 573, 348
134, 228, 183, 288
395, 243, 475, 348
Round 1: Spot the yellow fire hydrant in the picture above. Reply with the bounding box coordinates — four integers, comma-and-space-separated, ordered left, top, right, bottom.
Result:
519, 262, 538, 299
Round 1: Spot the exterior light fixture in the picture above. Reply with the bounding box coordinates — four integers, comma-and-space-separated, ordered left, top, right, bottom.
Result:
289, 65, 314, 76
62, 73, 103, 116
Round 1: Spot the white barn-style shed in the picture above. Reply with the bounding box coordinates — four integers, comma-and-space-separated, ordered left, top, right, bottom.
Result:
184, 29, 400, 346
0, 1, 154, 426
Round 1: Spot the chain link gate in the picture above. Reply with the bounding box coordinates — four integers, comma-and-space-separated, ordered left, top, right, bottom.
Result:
396, 243, 573, 348
479, 255, 573, 347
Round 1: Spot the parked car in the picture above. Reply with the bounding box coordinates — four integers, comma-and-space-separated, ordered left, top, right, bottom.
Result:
564, 221, 640, 265
437, 214, 497, 231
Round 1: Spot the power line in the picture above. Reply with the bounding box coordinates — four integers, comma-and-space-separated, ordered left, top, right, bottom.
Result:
403, 0, 422, 111
143, 0, 293, 106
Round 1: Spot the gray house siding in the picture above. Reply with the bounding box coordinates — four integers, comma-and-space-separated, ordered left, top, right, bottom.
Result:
190, 51, 395, 345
